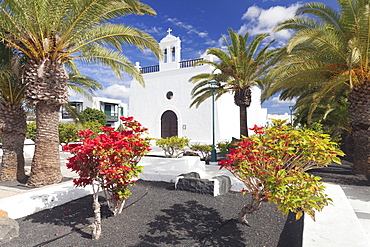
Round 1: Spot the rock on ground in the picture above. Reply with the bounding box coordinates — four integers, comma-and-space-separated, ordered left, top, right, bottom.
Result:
0, 210, 19, 244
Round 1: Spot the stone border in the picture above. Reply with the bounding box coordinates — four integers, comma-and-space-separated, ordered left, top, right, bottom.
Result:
0, 181, 93, 219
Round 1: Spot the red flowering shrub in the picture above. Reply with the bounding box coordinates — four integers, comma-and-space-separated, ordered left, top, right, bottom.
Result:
63, 116, 150, 239
220, 120, 344, 223
64, 116, 150, 213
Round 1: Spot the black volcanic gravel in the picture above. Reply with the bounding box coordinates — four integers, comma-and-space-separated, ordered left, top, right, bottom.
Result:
1, 180, 303, 247
3, 159, 367, 247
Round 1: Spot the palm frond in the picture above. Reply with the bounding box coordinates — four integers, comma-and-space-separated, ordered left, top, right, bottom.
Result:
67, 73, 103, 100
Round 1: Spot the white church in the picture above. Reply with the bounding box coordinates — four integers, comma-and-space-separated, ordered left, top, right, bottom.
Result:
129, 30, 268, 144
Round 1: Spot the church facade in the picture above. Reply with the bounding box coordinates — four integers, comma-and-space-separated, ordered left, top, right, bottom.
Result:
129, 30, 268, 143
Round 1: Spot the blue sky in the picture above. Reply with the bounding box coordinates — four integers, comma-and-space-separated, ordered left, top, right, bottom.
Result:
72, 0, 340, 114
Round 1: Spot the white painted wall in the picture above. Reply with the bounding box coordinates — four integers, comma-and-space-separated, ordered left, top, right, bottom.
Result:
129, 65, 267, 143
130, 64, 215, 142
129, 32, 268, 144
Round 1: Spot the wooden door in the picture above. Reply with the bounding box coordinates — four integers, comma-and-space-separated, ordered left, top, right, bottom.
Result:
161, 110, 178, 138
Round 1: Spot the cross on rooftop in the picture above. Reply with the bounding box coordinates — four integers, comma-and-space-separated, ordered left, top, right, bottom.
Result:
167, 28, 172, 35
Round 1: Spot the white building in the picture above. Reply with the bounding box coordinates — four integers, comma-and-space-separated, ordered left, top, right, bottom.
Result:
129, 30, 268, 143
61, 97, 128, 129
267, 113, 292, 126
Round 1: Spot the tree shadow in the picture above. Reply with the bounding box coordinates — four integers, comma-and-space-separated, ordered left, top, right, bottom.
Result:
308, 162, 370, 186
277, 212, 303, 247
22, 193, 112, 240
0, 176, 73, 190
132, 200, 246, 247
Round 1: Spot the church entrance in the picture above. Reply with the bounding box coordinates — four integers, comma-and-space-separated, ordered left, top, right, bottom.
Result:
161, 110, 178, 138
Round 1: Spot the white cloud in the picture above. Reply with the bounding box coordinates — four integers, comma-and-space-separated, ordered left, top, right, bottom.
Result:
242, 6, 262, 20
67, 88, 79, 101
100, 84, 130, 102
67, 63, 134, 103
146, 26, 162, 35
77, 64, 133, 86
239, 4, 301, 46
164, 17, 217, 59
167, 17, 210, 39
198, 32, 208, 38
271, 96, 296, 105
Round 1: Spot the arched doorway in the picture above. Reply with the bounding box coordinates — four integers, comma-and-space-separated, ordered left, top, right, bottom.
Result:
161, 110, 178, 138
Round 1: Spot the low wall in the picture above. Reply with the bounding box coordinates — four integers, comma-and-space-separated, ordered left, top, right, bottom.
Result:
0, 181, 94, 219
138, 156, 206, 183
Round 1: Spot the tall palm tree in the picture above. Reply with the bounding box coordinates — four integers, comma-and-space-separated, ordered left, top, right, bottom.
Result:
0, 44, 103, 182
0, 0, 161, 187
265, 0, 370, 176
0, 43, 27, 182
189, 29, 276, 137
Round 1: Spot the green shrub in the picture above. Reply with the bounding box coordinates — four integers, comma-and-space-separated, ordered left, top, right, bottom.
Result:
305, 121, 343, 144
58, 122, 78, 144
190, 143, 212, 161
81, 107, 106, 126
156, 136, 189, 158
220, 120, 344, 223
217, 140, 237, 154
80, 120, 104, 133
26, 122, 36, 141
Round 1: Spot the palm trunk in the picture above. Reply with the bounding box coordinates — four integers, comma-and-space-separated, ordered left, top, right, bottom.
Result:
0, 103, 26, 181
27, 102, 62, 186
234, 88, 251, 138
23, 59, 68, 187
0, 132, 26, 181
351, 130, 370, 175
239, 104, 248, 137
348, 80, 370, 177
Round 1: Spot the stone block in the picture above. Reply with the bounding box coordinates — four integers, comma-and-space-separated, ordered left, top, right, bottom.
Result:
0, 209, 19, 244
175, 173, 231, 196
213, 175, 232, 196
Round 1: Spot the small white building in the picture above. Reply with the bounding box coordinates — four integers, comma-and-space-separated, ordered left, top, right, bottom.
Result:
61, 97, 128, 129
129, 30, 268, 143
267, 113, 292, 126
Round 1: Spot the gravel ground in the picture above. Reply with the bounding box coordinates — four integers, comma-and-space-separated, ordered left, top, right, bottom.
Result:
2, 159, 367, 247
1, 180, 302, 247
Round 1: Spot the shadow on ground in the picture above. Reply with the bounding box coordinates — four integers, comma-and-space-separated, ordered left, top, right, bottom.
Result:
308, 161, 370, 186
134, 200, 246, 246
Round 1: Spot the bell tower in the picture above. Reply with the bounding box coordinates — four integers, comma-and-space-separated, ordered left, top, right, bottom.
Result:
159, 28, 181, 71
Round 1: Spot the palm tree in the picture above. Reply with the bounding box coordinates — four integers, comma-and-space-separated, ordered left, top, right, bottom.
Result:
0, 44, 103, 182
0, 0, 161, 187
189, 29, 276, 137
0, 43, 27, 182
265, 0, 370, 176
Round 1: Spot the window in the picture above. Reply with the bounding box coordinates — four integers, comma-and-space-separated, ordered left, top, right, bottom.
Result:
171, 47, 175, 62
164, 48, 167, 63
166, 91, 173, 100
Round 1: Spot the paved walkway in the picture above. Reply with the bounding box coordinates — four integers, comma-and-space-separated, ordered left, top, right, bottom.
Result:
0, 154, 369, 247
